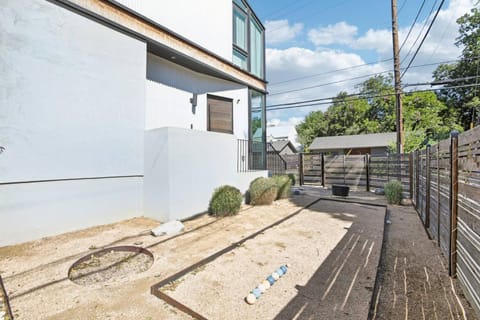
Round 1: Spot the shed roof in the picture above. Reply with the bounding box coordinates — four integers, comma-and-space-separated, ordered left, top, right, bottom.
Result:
309, 132, 396, 151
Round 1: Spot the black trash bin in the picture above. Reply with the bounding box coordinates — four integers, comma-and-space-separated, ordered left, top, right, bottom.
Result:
332, 185, 349, 197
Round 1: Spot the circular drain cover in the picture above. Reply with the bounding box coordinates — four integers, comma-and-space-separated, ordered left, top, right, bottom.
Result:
68, 246, 154, 286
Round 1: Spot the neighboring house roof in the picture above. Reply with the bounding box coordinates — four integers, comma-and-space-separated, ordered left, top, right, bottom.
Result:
270, 140, 297, 153
309, 132, 396, 151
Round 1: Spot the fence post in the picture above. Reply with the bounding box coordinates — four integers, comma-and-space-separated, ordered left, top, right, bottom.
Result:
321, 153, 325, 188
409, 152, 413, 199
437, 143, 441, 247
387, 152, 390, 182
416, 150, 420, 210
425, 145, 431, 229
299, 153, 304, 186
449, 131, 459, 277
366, 154, 370, 192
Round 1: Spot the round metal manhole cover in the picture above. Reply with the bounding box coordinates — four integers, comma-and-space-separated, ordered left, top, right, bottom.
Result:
68, 246, 154, 286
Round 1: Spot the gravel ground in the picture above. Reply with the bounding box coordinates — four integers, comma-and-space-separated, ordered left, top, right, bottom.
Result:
1, 187, 475, 320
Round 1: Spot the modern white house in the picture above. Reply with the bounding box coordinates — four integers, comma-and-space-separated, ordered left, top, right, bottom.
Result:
0, 0, 268, 246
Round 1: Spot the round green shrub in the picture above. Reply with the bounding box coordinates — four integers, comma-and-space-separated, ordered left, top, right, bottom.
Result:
287, 173, 296, 186
209, 185, 243, 216
249, 177, 278, 205
273, 175, 292, 199
384, 180, 403, 204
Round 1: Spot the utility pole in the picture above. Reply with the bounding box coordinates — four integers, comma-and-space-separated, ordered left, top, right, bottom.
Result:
391, 0, 404, 154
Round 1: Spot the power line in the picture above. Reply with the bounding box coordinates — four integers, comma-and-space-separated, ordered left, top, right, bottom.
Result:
255, 82, 480, 112
400, 0, 439, 66
401, 0, 446, 79
268, 59, 460, 97
399, 0, 427, 52
269, 58, 393, 86
269, 71, 392, 96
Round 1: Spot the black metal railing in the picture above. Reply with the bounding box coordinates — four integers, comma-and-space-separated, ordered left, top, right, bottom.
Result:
237, 139, 265, 172
237, 140, 287, 175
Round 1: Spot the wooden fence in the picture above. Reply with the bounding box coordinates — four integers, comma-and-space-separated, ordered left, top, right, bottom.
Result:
411, 127, 480, 316
297, 153, 410, 193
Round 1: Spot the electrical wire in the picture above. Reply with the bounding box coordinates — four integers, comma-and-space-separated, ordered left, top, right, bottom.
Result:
400, 0, 439, 66
401, 0, 446, 79
268, 59, 461, 97
253, 82, 480, 112
269, 58, 393, 86
399, 0, 427, 52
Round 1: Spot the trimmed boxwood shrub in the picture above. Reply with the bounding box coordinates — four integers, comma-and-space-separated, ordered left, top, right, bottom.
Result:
249, 177, 278, 205
385, 180, 403, 204
273, 175, 292, 199
209, 185, 243, 216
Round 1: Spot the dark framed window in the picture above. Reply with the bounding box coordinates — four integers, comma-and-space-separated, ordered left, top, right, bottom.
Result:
232, 0, 265, 79
207, 95, 234, 134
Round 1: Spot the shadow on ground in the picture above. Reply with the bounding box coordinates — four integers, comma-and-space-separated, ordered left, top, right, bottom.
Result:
274, 191, 386, 320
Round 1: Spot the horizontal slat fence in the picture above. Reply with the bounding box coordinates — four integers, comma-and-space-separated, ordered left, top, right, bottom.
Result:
411, 127, 480, 317
298, 153, 410, 192
369, 153, 410, 194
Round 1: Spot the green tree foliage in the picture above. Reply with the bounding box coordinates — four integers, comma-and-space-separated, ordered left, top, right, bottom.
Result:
296, 76, 462, 153
433, 7, 480, 129
402, 91, 462, 152
296, 110, 327, 150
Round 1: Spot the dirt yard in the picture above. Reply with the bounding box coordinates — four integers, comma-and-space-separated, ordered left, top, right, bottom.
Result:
0, 188, 477, 319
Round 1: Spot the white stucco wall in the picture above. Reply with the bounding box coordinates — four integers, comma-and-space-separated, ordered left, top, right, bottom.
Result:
0, 0, 146, 245
115, 0, 233, 61
144, 128, 266, 222
146, 54, 250, 140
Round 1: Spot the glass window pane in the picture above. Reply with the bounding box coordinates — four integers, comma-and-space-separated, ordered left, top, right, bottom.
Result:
250, 19, 264, 78
250, 90, 265, 169
233, 49, 248, 70
233, 9, 247, 50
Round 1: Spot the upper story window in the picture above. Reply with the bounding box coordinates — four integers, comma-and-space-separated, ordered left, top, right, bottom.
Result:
232, 0, 265, 79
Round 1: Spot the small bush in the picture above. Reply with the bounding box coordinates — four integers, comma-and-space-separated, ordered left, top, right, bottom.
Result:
384, 180, 403, 204
209, 185, 243, 216
249, 177, 278, 205
287, 173, 296, 186
273, 175, 292, 199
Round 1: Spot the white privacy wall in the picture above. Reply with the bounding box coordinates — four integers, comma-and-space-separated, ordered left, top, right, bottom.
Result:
0, 0, 146, 245
146, 54, 250, 140
144, 128, 267, 222
114, 0, 233, 61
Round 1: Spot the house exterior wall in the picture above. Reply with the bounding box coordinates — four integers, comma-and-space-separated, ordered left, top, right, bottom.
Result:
146, 54, 250, 140
144, 128, 267, 222
114, 0, 233, 61
0, 0, 146, 245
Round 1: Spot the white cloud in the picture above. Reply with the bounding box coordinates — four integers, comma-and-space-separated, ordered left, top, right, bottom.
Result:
267, 117, 303, 127
308, 22, 358, 46
265, 47, 390, 121
264, 0, 477, 125
265, 20, 303, 45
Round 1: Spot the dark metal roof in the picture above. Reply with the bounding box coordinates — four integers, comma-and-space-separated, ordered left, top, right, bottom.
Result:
309, 132, 396, 151
270, 140, 297, 153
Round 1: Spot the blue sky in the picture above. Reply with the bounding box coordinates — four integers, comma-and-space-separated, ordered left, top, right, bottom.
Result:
247, 0, 478, 127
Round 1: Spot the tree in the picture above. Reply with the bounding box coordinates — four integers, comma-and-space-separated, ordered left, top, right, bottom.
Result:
296, 110, 327, 150
295, 76, 462, 152
402, 91, 463, 152
324, 92, 370, 136
433, 7, 480, 129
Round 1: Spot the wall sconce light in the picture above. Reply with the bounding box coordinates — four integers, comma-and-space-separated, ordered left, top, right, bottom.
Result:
190, 93, 197, 114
